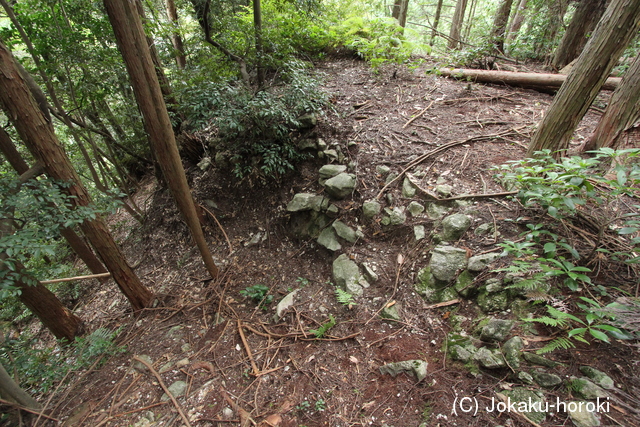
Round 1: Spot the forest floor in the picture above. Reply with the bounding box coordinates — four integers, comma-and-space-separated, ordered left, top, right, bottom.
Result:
22, 58, 640, 427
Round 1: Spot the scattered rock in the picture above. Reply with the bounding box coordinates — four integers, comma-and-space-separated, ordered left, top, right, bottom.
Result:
319, 164, 347, 185
333, 220, 357, 243
532, 370, 563, 388
376, 165, 391, 175
440, 214, 471, 241
297, 138, 317, 151
435, 184, 453, 197
324, 173, 356, 199
362, 200, 382, 218
381, 303, 401, 321
161, 380, 187, 401
480, 318, 514, 342
499, 388, 546, 424
568, 401, 601, 427
287, 193, 329, 212
402, 177, 417, 198
333, 254, 368, 296
317, 227, 341, 251
522, 352, 561, 368
379, 360, 428, 382
477, 287, 509, 313
176, 358, 190, 368
425, 202, 450, 219
502, 336, 524, 368
450, 345, 474, 362
430, 245, 469, 283
133, 355, 154, 373
385, 172, 398, 185
385, 207, 407, 226
517, 371, 535, 385
361, 263, 378, 283
569, 377, 609, 400
414, 225, 426, 241
326, 204, 339, 217
275, 290, 298, 320
454, 270, 475, 298
474, 223, 495, 236
467, 253, 500, 273
197, 156, 211, 171
298, 113, 317, 128
579, 366, 614, 390
473, 347, 506, 369
408, 201, 425, 216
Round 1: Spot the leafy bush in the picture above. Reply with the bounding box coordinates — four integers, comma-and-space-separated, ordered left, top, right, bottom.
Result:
240, 284, 273, 308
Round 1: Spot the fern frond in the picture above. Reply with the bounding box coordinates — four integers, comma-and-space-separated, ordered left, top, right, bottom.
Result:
537, 336, 575, 354
335, 288, 356, 306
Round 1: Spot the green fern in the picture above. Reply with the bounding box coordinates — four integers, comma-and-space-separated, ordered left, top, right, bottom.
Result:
538, 336, 575, 354
335, 288, 357, 307
309, 315, 336, 338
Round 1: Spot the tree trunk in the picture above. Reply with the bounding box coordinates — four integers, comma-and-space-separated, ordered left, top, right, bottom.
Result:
392, 0, 409, 27
430, 0, 444, 45
527, 0, 640, 157
103, 0, 219, 279
0, 38, 153, 311
448, 0, 469, 49
583, 53, 640, 151
438, 68, 621, 92
0, 362, 41, 410
490, 0, 515, 54
551, 0, 610, 70
462, 0, 478, 43
253, 0, 265, 87
165, 0, 186, 69
506, 0, 528, 46
534, 0, 569, 59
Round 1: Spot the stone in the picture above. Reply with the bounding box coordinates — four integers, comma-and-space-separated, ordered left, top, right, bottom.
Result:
317, 138, 327, 150
473, 347, 506, 369
287, 193, 329, 212
362, 200, 382, 218
425, 202, 450, 219
579, 366, 614, 390
454, 270, 475, 298
176, 358, 190, 368
323, 149, 339, 161
480, 318, 514, 342
222, 407, 234, 419
381, 303, 401, 321
298, 113, 317, 128
379, 360, 428, 382
324, 173, 356, 199
326, 204, 339, 217
362, 263, 378, 283
522, 352, 561, 368
319, 164, 347, 182
275, 290, 298, 320
474, 223, 495, 236
517, 371, 535, 385
467, 253, 500, 273
133, 355, 154, 373
569, 377, 609, 400
297, 138, 317, 151
384, 207, 406, 226
500, 388, 546, 424
290, 211, 333, 239
376, 165, 391, 175
333, 221, 357, 243
402, 177, 417, 198
440, 214, 471, 242
414, 225, 426, 241
166, 325, 184, 340
197, 156, 212, 171
502, 336, 524, 368
333, 254, 367, 296
430, 245, 469, 283
568, 401, 601, 427
317, 227, 341, 251
477, 289, 509, 313
435, 184, 453, 197
385, 172, 398, 185
532, 370, 563, 388
408, 201, 425, 216
161, 381, 187, 401
449, 345, 474, 362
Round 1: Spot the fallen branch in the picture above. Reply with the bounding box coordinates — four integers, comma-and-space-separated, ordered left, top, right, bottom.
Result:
425, 299, 460, 309
403, 100, 434, 128
132, 356, 192, 427
200, 204, 233, 254
438, 68, 621, 93
237, 320, 260, 376
40, 272, 111, 285
220, 387, 256, 427
0, 398, 58, 421
437, 191, 518, 201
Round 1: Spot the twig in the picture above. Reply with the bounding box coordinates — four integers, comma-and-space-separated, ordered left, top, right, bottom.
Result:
0, 399, 58, 421
425, 299, 460, 309
132, 356, 192, 427
238, 320, 260, 376
437, 191, 518, 201
200, 204, 233, 254
40, 272, 111, 284
402, 101, 434, 128
220, 388, 256, 426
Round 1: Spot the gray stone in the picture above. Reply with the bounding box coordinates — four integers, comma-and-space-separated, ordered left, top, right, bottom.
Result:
326, 204, 339, 218
324, 173, 356, 199
133, 355, 154, 373
435, 184, 453, 197
467, 253, 500, 273
214, 151, 231, 168
166, 325, 184, 340
275, 290, 298, 320
161, 381, 187, 402
502, 336, 524, 368
381, 303, 401, 321
454, 270, 475, 298
408, 201, 425, 216
474, 223, 495, 236
298, 113, 317, 128
485, 278, 504, 293
500, 388, 546, 424
317, 138, 327, 150
523, 352, 561, 368
362, 263, 378, 283
323, 149, 339, 161
379, 360, 428, 382
290, 211, 333, 239
425, 202, 450, 219
362, 200, 382, 218
568, 401, 601, 427
480, 318, 514, 342
473, 347, 506, 369
579, 366, 614, 390
333, 254, 367, 296
197, 156, 212, 171
517, 371, 535, 385
297, 138, 317, 151
450, 345, 474, 362
287, 193, 329, 212
440, 214, 471, 241
385, 172, 398, 185
319, 164, 347, 182
333, 221, 357, 243
376, 165, 391, 175
533, 370, 563, 388
569, 377, 609, 400
317, 227, 341, 251
477, 290, 509, 313
430, 245, 469, 283
414, 225, 426, 241
159, 361, 174, 374
402, 177, 417, 198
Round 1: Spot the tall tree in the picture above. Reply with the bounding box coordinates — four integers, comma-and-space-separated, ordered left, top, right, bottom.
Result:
448, 0, 469, 49
392, 0, 410, 28
490, 0, 516, 54
102, 0, 219, 279
253, 0, 265, 86
582, 53, 640, 151
165, 0, 187, 69
551, 0, 610, 69
506, 0, 529, 46
0, 38, 153, 311
527, 0, 640, 157
430, 0, 444, 45
0, 361, 41, 410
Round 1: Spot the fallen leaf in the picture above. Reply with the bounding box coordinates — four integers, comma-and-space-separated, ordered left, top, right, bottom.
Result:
261, 414, 282, 426
349, 356, 359, 364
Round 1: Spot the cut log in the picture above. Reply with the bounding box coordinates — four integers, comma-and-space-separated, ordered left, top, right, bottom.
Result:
438, 68, 621, 93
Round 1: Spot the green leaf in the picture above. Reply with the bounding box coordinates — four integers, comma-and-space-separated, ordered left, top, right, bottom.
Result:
589, 329, 610, 343
568, 328, 587, 337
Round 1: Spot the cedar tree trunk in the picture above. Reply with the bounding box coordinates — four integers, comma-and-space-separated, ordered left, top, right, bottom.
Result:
448, 0, 469, 49
583, 53, 640, 151
0, 39, 153, 311
490, 0, 515, 54
0, 362, 41, 410
165, 0, 186, 69
103, 0, 219, 279
527, 0, 640, 157
506, 0, 528, 46
430, 0, 444, 45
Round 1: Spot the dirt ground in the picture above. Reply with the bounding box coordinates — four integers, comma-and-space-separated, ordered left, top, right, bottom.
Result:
12, 58, 640, 427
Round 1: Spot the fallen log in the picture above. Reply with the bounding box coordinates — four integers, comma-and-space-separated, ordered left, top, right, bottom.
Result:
437, 68, 621, 93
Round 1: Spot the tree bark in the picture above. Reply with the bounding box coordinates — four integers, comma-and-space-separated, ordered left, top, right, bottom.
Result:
551, 0, 610, 70
582, 53, 640, 151
0, 361, 41, 410
253, 0, 265, 87
506, 0, 528, 46
165, 0, 186, 69
527, 0, 640, 157
0, 38, 153, 311
430, 0, 444, 45
392, 0, 410, 27
103, 0, 219, 279
490, 0, 515, 54
438, 68, 621, 92
448, 0, 469, 49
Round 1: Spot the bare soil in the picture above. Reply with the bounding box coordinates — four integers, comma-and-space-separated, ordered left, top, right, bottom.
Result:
12, 58, 640, 427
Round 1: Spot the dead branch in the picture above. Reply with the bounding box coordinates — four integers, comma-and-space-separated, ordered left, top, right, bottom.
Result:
402, 100, 434, 128
40, 272, 111, 285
